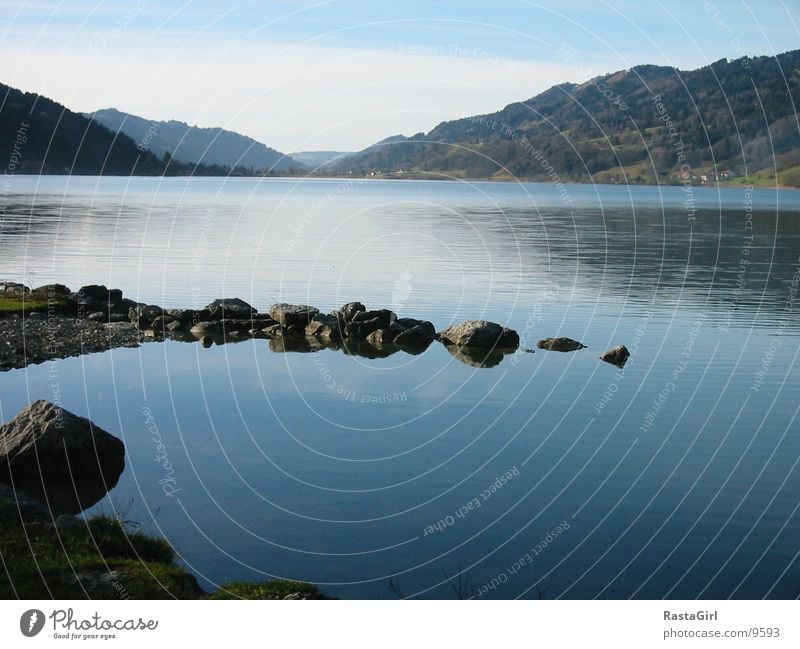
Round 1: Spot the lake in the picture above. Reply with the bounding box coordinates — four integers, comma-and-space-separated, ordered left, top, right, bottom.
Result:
1, 175, 799, 599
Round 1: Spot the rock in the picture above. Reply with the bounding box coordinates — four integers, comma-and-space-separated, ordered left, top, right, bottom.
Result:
600, 344, 630, 367
32, 283, 71, 297
338, 302, 366, 323
389, 320, 406, 334
205, 298, 257, 320
0, 400, 125, 514
0, 482, 53, 521
0, 281, 29, 296
393, 321, 435, 350
262, 324, 285, 338
437, 320, 519, 349
69, 567, 205, 599
305, 314, 342, 343
129, 304, 163, 329
150, 315, 177, 331
352, 309, 395, 326
346, 309, 396, 339
269, 303, 320, 327
366, 328, 396, 346
537, 337, 586, 352
165, 319, 184, 332
167, 308, 211, 327
55, 514, 84, 530
395, 317, 425, 330
190, 319, 260, 337
109, 297, 138, 316
78, 285, 122, 304
200, 336, 214, 348
87, 311, 107, 321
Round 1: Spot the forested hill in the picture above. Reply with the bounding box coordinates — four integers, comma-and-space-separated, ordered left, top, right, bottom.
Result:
332, 49, 800, 186
0, 83, 164, 175
0, 84, 260, 176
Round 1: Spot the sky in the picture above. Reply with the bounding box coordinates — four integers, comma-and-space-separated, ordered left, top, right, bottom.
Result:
2, 0, 799, 153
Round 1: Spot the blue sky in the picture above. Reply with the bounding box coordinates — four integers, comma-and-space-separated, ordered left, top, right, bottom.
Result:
3, 0, 798, 151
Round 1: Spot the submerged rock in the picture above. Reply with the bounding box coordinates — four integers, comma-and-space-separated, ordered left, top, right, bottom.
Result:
537, 337, 586, 352
600, 344, 630, 367
437, 320, 519, 349
0, 400, 125, 514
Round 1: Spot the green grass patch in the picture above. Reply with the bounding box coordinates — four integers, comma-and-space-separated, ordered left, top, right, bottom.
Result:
0, 295, 67, 314
0, 501, 327, 599
210, 580, 327, 600
0, 503, 192, 599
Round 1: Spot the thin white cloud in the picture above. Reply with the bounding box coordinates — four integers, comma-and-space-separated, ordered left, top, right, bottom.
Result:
9, 39, 588, 151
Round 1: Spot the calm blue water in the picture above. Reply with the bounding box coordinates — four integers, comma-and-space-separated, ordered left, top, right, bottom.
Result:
1, 176, 799, 598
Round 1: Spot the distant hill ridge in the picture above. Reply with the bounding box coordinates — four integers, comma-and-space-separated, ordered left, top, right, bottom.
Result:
332, 49, 800, 186
90, 108, 301, 172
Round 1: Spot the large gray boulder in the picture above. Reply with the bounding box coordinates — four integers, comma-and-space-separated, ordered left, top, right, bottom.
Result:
437, 320, 519, 349
205, 298, 256, 320
0, 400, 125, 514
269, 303, 320, 327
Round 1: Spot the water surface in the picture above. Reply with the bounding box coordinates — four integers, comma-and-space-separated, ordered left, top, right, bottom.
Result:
0, 176, 798, 598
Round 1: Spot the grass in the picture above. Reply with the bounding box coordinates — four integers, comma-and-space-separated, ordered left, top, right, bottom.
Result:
0, 502, 193, 599
728, 164, 800, 188
0, 295, 67, 314
0, 501, 326, 599
210, 580, 327, 600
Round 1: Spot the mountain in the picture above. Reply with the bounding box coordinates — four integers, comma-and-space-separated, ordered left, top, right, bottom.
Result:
332, 49, 800, 186
288, 150, 354, 169
0, 83, 164, 174
90, 108, 300, 172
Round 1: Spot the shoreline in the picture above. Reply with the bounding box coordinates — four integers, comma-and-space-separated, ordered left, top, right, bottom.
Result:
9, 172, 798, 190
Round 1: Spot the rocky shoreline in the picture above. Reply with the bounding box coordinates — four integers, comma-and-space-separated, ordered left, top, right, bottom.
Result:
0, 281, 630, 370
